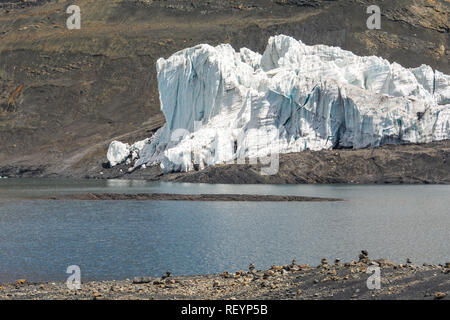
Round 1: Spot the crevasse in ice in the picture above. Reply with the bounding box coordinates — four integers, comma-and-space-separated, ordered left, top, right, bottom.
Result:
107, 35, 450, 173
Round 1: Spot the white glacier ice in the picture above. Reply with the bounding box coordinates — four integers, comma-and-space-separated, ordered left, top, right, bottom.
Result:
107, 141, 130, 167
108, 35, 450, 172
107, 139, 149, 167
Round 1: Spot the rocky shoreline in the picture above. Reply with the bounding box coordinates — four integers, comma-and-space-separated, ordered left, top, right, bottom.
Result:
45, 193, 342, 202
1, 252, 448, 300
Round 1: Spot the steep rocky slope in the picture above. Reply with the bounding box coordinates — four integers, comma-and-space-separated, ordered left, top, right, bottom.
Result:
0, 0, 448, 179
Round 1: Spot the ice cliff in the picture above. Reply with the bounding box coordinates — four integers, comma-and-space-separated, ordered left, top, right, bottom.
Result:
107, 35, 450, 173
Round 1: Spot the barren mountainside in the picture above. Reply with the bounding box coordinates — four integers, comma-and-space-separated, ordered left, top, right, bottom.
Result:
0, 0, 448, 179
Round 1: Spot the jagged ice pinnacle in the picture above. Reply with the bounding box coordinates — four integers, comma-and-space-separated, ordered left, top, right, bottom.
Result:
107, 35, 450, 173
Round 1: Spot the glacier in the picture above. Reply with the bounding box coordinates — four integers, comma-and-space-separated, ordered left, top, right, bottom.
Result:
107, 35, 450, 173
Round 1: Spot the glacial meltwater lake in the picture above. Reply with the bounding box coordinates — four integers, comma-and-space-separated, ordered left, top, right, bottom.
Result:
0, 178, 449, 283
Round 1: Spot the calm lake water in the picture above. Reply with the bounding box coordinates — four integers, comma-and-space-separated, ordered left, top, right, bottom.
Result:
0, 179, 449, 283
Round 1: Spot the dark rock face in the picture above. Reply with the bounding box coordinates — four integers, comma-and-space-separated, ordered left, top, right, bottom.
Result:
0, 0, 448, 178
